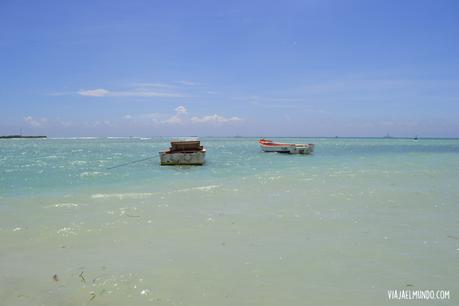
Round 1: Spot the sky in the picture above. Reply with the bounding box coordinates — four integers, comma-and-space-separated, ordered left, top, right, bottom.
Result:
1, 0, 458, 137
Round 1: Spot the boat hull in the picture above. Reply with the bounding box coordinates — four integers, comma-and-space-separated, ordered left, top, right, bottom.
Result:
259, 140, 314, 154
159, 150, 206, 165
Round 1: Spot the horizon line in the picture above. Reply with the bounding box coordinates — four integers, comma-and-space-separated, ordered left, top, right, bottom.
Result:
3, 135, 458, 140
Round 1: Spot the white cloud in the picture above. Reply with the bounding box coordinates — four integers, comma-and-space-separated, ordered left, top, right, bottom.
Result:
123, 107, 241, 126
163, 105, 188, 124
191, 114, 242, 124
78, 89, 110, 97
163, 115, 183, 124
175, 105, 187, 114
176, 80, 198, 86
24, 116, 48, 127
57, 80, 206, 98
78, 88, 185, 98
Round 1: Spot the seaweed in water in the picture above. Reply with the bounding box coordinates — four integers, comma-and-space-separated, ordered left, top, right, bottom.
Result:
79, 271, 86, 283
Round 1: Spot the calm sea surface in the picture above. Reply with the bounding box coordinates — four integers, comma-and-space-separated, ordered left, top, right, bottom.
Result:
1, 137, 458, 305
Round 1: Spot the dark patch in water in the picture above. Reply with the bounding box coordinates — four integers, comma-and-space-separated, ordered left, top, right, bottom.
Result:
79, 271, 86, 283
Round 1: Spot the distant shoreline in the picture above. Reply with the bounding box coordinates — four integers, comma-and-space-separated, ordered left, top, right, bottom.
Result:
0, 135, 47, 139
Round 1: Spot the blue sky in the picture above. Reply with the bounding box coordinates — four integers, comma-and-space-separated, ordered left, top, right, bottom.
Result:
1, 0, 458, 137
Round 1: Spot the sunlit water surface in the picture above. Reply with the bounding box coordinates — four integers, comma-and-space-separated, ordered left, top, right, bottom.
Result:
1, 137, 458, 305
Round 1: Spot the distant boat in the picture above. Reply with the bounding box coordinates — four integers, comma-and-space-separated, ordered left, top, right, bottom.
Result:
414, 135, 418, 140
259, 139, 314, 154
159, 139, 206, 165
383, 133, 393, 139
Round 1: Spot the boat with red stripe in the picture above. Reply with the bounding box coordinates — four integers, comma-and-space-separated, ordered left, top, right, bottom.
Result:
259, 139, 314, 154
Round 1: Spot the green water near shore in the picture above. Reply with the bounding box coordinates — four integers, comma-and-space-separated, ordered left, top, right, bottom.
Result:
1, 138, 458, 305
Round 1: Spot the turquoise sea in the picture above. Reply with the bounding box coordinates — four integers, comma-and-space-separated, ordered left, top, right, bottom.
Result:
1, 137, 458, 305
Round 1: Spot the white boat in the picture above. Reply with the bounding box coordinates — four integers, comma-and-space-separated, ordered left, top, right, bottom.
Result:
259, 139, 314, 154
159, 140, 206, 165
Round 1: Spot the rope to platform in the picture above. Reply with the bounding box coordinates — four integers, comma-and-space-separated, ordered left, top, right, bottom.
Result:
106, 155, 157, 170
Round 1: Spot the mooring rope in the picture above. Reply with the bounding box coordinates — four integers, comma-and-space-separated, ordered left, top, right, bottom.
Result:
106, 155, 157, 170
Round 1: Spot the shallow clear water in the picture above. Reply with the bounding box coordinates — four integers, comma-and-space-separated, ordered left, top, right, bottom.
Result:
1, 137, 458, 305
